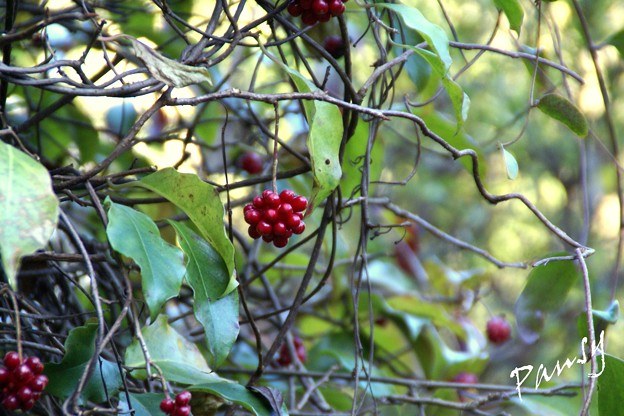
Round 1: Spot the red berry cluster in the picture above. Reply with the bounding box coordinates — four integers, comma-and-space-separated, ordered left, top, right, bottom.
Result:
160, 391, 192, 416
287, 0, 347, 25
244, 190, 307, 248
0, 351, 48, 412
277, 336, 307, 366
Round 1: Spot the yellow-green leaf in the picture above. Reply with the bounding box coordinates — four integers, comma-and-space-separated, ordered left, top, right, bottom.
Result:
537, 93, 589, 137
0, 142, 59, 288
129, 38, 212, 88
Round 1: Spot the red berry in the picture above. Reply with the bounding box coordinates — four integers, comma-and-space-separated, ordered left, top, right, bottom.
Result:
273, 237, 289, 248
0, 367, 10, 385
3, 352, 20, 370
278, 203, 293, 219
286, 213, 301, 229
291, 196, 308, 212
174, 405, 191, 416
279, 189, 295, 203
244, 203, 254, 213
323, 35, 346, 59
312, 0, 329, 15
300, 0, 313, 10
453, 372, 478, 384
329, 0, 345, 16
244, 209, 262, 225
292, 222, 306, 235
263, 208, 278, 223
318, 11, 332, 22
256, 221, 272, 235
486, 316, 511, 344
2, 394, 19, 411
252, 195, 265, 209
296, 345, 307, 363
21, 399, 35, 411
263, 191, 281, 208
238, 152, 263, 174
248, 225, 262, 239
277, 336, 306, 365
273, 222, 288, 236
17, 386, 33, 402
301, 11, 318, 25
28, 374, 48, 392
175, 391, 192, 406
287, 2, 302, 16
24, 356, 44, 375
160, 397, 175, 413
13, 364, 33, 384
262, 234, 274, 243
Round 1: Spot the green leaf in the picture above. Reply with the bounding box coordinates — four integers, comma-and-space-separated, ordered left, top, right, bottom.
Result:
605, 28, 624, 56
135, 168, 236, 294
125, 315, 221, 385
191, 382, 278, 416
413, 324, 488, 380
306, 99, 343, 212
514, 254, 580, 343
119, 393, 166, 416
536, 93, 589, 137
598, 355, 624, 416
45, 323, 122, 403
386, 295, 466, 337
376, 4, 452, 72
577, 299, 619, 340
169, 221, 240, 368
341, 121, 384, 198
392, 30, 432, 92
493, 0, 524, 34
501, 146, 519, 180
260, 48, 343, 213
440, 75, 471, 129
124, 36, 212, 87
105, 198, 186, 320
0, 141, 59, 289
377, 4, 470, 129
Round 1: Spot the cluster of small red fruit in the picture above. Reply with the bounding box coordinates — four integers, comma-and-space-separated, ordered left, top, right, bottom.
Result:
276, 336, 307, 366
160, 391, 192, 416
287, 0, 347, 25
0, 351, 48, 412
244, 190, 307, 248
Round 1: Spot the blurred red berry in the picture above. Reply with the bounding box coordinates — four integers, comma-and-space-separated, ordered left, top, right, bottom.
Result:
28, 374, 48, 392
3, 352, 20, 370
301, 11, 318, 25
277, 336, 306, 366
160, 397, 175, 414
486, 316, 511, 344
175, 391, 192, 406
24, 356, 44, 375
238, 152, 263, 174
2, 394, 19, 411
287, 2, 302, 16
329, 0, 345, 16
323, 35, 346, 59
312, 0, 329, 15
453, 372, 478, 384
174, 405, 191, 416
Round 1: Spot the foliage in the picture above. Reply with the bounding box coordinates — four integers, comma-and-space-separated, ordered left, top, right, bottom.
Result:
0, 0, 623, 415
